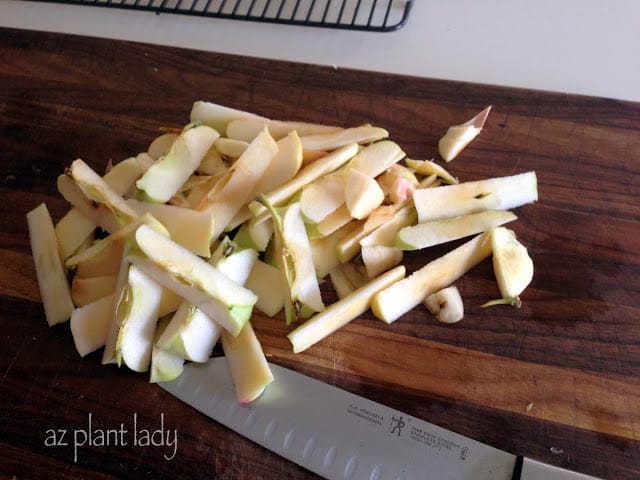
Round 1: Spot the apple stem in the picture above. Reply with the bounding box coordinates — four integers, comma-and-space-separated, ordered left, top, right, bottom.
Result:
480, 296, 522, 308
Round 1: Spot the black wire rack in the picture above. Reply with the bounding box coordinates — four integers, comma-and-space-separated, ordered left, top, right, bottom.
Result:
31, 0, 413, 32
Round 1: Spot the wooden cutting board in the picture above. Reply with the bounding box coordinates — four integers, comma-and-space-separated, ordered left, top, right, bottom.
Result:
0, 27, 638, 479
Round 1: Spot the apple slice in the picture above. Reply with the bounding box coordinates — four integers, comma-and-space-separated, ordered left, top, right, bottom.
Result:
330, 261, 369, 299
115, 264, 163, 372
300, 172, 347, 223
71, 274, 118, 307
55, 207, 97, 260
345, 168, 385, 219
214, 137, 249, 158
27, 203, 75, 326
288, 265, 405, 353
244, 260, 285, 317
396, 210, 517, 251
221, 322, 274, 404
132, 225, 257, 336
376, 164, 419, 204
69, 159, 138, 225
248, 142, 359, 222
299, 125, 388, 151
424, 286, 464, 324
70, 294, 115, 357
372, 232, 492, 323
197, 127, 278, 239
74, 238, 124, 278
209, 237, 259, 287
136, 124, 219, 203
491, 227, 534, 299
57, 173, 121, 234
309, 221, 359, 279
197, 148, 229, 176
254, 130, 303, 194
259, 198, 324, 324
147, 132, 178, 160
413, 171, 538, 223
226, 117, 343, 142
361, 245, 403, 279
405, 158, 458, 185
438, 106, 491, 162
125, 199, 215, 257
156, 302, 221, 363
190, 100, 267, 134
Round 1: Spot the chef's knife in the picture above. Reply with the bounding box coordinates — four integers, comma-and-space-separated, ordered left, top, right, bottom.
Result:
159, 357, 599, 480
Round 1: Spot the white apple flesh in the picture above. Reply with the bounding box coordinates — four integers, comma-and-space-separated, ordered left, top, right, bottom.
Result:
27, 203, 75, 326
413, 171, 538, 223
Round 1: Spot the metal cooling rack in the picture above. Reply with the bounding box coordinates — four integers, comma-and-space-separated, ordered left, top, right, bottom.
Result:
33, 0, 413, 32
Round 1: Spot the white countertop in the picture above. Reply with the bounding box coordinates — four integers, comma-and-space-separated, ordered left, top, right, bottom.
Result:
2, 0, 639, 102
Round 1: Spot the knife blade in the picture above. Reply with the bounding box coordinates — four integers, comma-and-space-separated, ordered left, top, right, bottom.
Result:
159, 357, 599, 480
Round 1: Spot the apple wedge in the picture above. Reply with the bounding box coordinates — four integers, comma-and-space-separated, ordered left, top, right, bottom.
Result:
413, 171, 538, 223
424, 286, 464, 324
491, 227, 534, 300
27, 203, 75, 326
114, 264, 163, 372
300, 172, 347, 224
396, 210, 517, 251
438, 106, 491, 162
132, 224, 257, 336
288, 265, 405, 353
214, 137, 248, 158
197, 127, 278, 239
136, 124, 219, 203
156, 302, 221, 363
372, 232, 492, 323
70, 294, 115, 357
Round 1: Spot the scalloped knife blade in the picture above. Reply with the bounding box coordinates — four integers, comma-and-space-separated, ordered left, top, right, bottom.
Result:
159, 358, 598, 480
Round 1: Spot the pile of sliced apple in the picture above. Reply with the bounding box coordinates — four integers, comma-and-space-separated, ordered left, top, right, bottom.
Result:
27, 102, 537, 402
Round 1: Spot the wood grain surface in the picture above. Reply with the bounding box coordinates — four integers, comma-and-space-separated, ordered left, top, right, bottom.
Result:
1, 27, 639, 479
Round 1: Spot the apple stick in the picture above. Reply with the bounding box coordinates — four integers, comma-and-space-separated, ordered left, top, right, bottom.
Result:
396, 210, 517, 251
288, 265, 406, 353
226, 117, 343, 142
190, 100, 267, 134
413, 171, 538, 223
299, 125, 388, 151
221, 322, 275, 404
372, 232, 492, 323
27, 203, 75, 326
